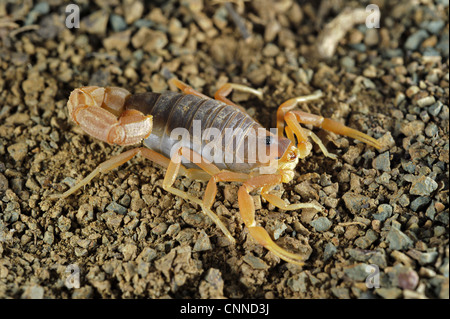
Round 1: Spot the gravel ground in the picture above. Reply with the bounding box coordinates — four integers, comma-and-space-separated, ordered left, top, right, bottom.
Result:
0, 0, 448, 299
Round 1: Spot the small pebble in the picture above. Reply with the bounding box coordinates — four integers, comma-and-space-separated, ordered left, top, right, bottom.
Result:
193, 230, 212, 252
373, 204, 393, 221
82, 10, 109, 35
364, 28, 379, 46
287, 273, 308, 293
103, 29, 131, 51
110, 14, 127, 31
423, 20, 445, 34
397, 268, 419, 290
106, 201, 128, 215
272, 222, 287, 240
439, 258, 449, 277
0, 173, 8, 193
123, 0, 144, 24
386, 227, 413, 250
7, 142, 28, 162
43, 230, 54, 245
21, 285, 44, 299
342, 193, 371, 214
323, 242, 337, 261
404, 29, 429, 51
343, 263, 369, 281
354, 229, 378, 249
410, 176, 438, 196
400, 120, 425, 136
376, 287, 402, 299
310, 217, 332, 232
242, 254, 268, 270
410, 196, 431, 212
416, 96, 436, 108
425, 122, 438, 137
152, 222, 168, 236
372, 152, 391, 172
331, 287, 350, 299
428, 101, 443, 117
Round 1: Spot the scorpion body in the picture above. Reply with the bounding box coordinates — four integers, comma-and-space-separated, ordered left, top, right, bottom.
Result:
125, 91, 288, 173
50, 78, 381, 265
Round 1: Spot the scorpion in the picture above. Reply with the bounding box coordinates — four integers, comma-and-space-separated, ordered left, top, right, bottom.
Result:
50, 78, 381, 265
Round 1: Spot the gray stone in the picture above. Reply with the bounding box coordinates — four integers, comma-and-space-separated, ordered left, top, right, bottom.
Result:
428, 101, 443, 117
342, 193, 371, 214
193, 230, 212, 252
425, 122, 439, 137
43, 230, 54, 245
344, 263, 369, 281
106, 201, 128, 215
272, 222, 287, 240
110, 14, 127, 32
331, 287, 350, 299
287, 273, 309, 293
404, 30, 429, 51
151, 222, 168, 236
410, 196, 431, 212
420, 251, 438, 265
340, 56, 355, 71
386, 227, 413, 250
372, 152, 391, 171
436, 210, 449, 225
310, 217, 332, 232
242, 254, 268, 270
424, 20, 445, 34
439, 258, 449, 277
354, 229, 378, 249
373, 204, 393, 221
410, 176, 438, 196
323, 242, 337, 261
375, 172, 391, 185
434, 226, 446, 237
397, 194, 410, 207
401, 160, 416, 174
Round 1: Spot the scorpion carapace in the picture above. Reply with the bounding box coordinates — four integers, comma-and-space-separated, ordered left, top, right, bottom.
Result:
50, 78, 381, 266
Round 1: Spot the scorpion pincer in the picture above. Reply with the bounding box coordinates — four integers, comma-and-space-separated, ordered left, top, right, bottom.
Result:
50, 78, 381, 266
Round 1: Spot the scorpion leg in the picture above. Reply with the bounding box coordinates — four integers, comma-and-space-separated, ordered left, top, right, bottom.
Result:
202, 171, 249, 243
169, 78, 263, 114
276, 90, 323, 137
163, 147, 238, 243
285, 111, 337, 159
286, 110, 381, 150
260, 184, 323, 211
214, 83, 263, 112
49, 147, 208, 200
168, 78, 211, 99
238, 174, 307, 265
49, 147, 146, 200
